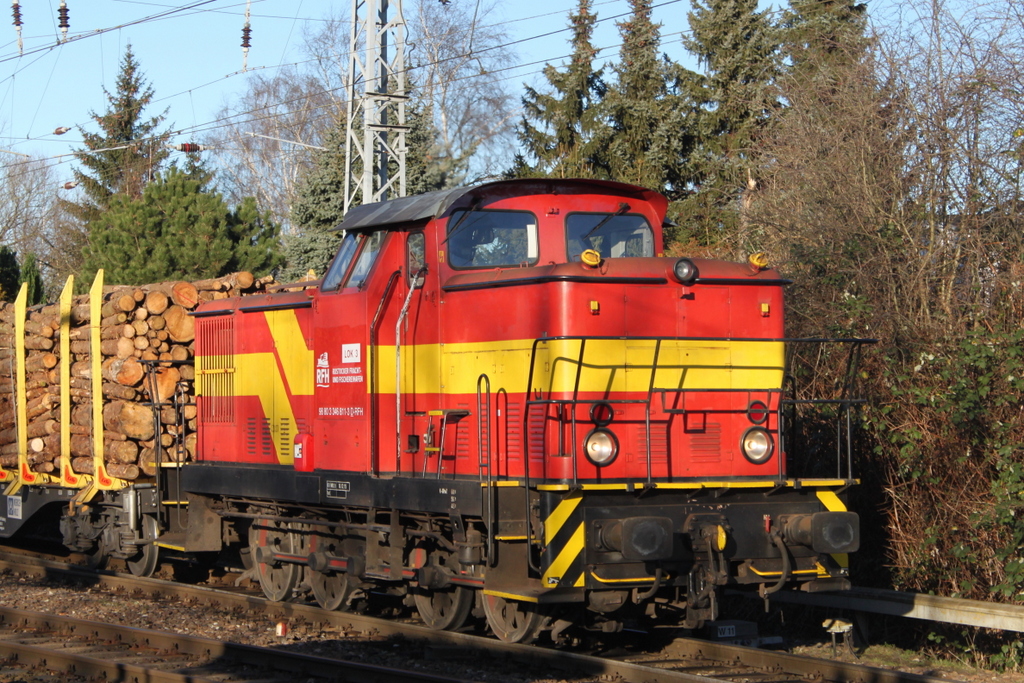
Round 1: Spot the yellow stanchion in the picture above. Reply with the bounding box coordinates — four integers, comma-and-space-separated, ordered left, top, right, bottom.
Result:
58, 276, 84, 488
89, 270, 126, 493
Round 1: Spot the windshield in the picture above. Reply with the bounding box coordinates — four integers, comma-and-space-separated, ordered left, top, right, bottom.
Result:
321, 230, 387, 291
566, 213, 654, 262
447, 209, 538, 269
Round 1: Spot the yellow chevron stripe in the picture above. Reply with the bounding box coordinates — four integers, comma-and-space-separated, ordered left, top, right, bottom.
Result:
815, 490, 847, 512
266, 309, 314, 395
543, 522, 584, 586
544, 492, 583, 545
815, 490, 851, 568
200, 309, 314, 465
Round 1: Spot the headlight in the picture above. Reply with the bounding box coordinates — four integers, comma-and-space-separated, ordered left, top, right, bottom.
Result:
673, 258, 698, 284
740, 427, 773, 464
584, 429, 618, 466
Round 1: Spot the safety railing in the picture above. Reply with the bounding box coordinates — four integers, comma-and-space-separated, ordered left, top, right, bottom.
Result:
522, 335, 876, 487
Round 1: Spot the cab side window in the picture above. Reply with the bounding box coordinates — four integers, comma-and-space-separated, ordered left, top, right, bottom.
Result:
408, 232, 426, 285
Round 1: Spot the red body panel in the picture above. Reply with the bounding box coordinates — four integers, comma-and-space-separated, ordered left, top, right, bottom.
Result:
196, 182, 789, 484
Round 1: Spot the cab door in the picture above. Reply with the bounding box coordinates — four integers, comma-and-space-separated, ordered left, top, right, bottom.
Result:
394, 231, 441, 478
311, 230, 391, 475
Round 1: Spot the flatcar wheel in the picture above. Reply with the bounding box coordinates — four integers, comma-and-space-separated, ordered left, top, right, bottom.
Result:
414, 587, 473, 631
126, 515, 160, 577
83, 538, 109, 570
481, 594, 547, 643
249, 517, 300, 602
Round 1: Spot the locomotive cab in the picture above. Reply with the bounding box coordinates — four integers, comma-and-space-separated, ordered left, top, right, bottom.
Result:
180, 179, 871, 641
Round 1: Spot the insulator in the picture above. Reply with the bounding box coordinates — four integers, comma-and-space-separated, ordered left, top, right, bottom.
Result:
171, 143, 206, 152
11, 1, 21, 27
57, 1, 68, 43
241, 24, 251, 49
62, 181, 77, 190
53, 126, 70, 135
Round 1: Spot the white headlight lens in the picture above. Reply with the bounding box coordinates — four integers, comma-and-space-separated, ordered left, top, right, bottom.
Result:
741, 427, 773, 464
673, 258, 698, 284
584, 429, 618, 466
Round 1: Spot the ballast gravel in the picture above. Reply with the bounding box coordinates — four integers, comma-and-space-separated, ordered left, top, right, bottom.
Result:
0, 568, 595, 683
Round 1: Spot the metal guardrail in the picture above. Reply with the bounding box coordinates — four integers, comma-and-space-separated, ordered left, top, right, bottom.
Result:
762, 587, 1024, 633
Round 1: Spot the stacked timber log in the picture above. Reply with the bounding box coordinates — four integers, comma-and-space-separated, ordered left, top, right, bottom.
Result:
0, 272, 276, 480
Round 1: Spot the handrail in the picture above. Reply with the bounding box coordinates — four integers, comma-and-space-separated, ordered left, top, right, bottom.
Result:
524, 335, 875, 484
476, 374, 495, 567
368, 270, 401, 477
394, 267, 426, 475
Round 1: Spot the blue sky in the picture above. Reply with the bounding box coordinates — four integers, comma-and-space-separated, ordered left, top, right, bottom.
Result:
0, 0, 706, 176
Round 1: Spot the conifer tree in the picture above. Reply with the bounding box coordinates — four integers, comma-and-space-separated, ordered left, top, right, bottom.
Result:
517, 0, 608, 178
604, 0, 691, 198
81, 167, 281, 285
676, 0, 780, 246
282, 96, 447, 282
0, 246, 18, 302
63, 46, 170, 227
782, 0, 868, 77
281, 122, 347, 283
18, 253, 44, 305
405, 99, 453, 195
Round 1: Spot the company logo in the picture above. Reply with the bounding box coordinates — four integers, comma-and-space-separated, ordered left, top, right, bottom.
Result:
316, 352, 330, 387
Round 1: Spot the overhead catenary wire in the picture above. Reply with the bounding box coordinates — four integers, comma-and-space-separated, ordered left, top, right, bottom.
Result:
0, 0, 720, 183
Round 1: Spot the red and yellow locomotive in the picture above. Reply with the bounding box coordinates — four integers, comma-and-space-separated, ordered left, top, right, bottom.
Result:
178, 178, 866, 641
0, 178, 869, 643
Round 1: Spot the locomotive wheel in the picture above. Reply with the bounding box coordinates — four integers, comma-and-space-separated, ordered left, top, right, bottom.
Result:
311, 571, 356, 611
249, 518, 300, 602
126, 515, 160, 577
414, 586, 473, 631
481, 594, 547, 643
309, 531, 356, 611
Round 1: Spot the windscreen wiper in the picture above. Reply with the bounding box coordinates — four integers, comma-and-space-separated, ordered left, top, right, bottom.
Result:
581, 202, 630, 244
441, 200, 482, 247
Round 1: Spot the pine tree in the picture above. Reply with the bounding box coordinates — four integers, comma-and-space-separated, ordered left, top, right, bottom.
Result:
604, 0, 691, 196
225, 197, 286, 276
281, 122, 347, 283
517, 0, 608, 178
81, 167, 281, 285
18, 253, 44, 305
63, 45, 170, 227
405, 98, 453, 195
676, 0, 780, 247
782, 0, 868, 77
0, 246, 18, 302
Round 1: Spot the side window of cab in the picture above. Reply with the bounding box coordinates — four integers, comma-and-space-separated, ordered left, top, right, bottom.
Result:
408, 232, 426, 286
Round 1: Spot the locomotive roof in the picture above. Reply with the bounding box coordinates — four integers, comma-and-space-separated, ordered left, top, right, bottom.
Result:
333, 178, 668, 232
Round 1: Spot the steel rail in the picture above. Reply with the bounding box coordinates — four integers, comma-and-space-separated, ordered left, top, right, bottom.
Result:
0, 550, 968, 683
0, 605, 471, 683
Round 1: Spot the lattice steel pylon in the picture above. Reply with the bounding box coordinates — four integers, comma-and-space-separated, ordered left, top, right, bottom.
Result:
344, 0, 408, 211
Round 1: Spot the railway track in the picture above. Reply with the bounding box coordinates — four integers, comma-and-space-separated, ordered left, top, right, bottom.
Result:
0, 549, 966, 683
0, 605, 468, 683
